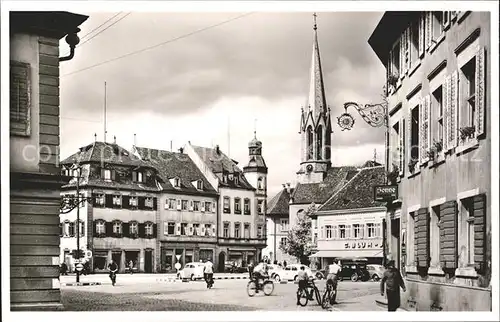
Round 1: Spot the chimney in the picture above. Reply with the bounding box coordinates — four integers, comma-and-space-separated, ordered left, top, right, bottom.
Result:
215, 145, 220, 154
286, 183, 291, 194
179, 147, 184, 154
113, 136, 116, 144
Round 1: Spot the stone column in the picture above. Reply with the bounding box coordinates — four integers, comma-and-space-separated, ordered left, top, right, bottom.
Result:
139, 248, 144, 272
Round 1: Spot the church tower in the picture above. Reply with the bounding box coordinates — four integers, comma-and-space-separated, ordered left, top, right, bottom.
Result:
297, 13, 333, 184
243, 128, 268, 218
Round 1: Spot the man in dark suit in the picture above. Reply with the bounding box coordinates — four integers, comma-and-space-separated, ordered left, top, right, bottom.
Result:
380, 260, 406, 311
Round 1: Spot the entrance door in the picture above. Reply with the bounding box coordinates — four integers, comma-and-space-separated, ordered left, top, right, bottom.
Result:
145, 250, 153, 273
218, 252, 225, 273
391, 218, 401, 269
112, 251, 122, 272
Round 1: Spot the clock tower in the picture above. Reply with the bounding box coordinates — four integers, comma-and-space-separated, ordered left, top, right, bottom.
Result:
297, 13, 332, 184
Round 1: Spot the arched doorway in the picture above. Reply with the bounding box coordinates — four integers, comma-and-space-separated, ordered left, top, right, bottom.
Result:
218, 252, 226, 273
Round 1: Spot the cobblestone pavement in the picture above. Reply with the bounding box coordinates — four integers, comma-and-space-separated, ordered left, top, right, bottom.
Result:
61, 278, 383, 311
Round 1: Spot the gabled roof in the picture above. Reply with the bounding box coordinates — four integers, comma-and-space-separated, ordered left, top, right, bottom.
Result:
267, 188, 294, 216
61, 141, 152, 169
190, 144, 255, 190
291, 166, 359, 204
134, 146, 218, 195
318, 165, 386, 211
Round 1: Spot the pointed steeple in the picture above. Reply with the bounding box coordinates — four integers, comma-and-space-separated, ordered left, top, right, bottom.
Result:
305, 12, 328, 121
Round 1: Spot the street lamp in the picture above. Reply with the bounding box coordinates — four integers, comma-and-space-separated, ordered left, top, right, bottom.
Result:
60, 163, 92, 283
336, 101, 390, 267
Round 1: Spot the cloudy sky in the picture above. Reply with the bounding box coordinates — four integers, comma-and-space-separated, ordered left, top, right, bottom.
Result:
59, 10, 387, 198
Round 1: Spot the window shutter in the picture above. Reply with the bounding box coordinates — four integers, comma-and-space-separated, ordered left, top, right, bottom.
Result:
122, 222, 130, 237
475, 46, 486, 137
376, 223, 381, 238
473, 194, 487, 272
132, 171, 137, 182
186, 223, 192, 236
176, 223, 181, 235
152, 224, 157, 238
346, 225, 351, 239
401, 30, 406, 75
93, 221, 97, 236
416, 208, 430, 267
189, 200, 194, 211
153, 197, 157, 210
421, 95, 430, 163
138, 223, 145, 238
164, 199, 169, 210
407, 114, 412, 171
201, 225, 206, 236
80, 221, 85, 237
105, 221, 113, 237
425, 12, 432, 50
419, 13, 425, 57
201, 202, 206, 212
399, 118, 405, 176
360, 224, 365, 238
443, 75, 450, 151
111, 170, 116, 181
405, 27, 411, 73
105, 194, 113, 208
163, 222, 168, 235
399, 39, 403, 78
10, 61, 31, 136
439, 201, 458, 269
449, 70, 459, 150
176, 199, 182, 211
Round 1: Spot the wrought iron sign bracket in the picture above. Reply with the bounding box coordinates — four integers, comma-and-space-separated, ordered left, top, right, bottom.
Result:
337, 102, 388, 130
60, 195, 93, 214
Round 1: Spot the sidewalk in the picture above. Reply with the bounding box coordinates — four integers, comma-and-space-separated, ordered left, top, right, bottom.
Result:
329, 293, 408, 312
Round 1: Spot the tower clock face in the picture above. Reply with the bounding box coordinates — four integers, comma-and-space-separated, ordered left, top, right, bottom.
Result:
306, 164, 313, 172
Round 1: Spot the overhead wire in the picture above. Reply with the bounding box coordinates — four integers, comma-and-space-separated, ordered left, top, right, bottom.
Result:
77, 12, 132, 49
61, 12, 254, 78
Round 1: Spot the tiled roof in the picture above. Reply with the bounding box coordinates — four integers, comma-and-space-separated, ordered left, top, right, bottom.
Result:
61, 141, 152, 168
318, 165, 386, 211
191, 145, 255, 190
267, 188, 293, 216
245, 155, 267, 169
134, 147, 218, 195
362, 160, 383, 168
291, 166, 358, 204
83, 179, 160, 192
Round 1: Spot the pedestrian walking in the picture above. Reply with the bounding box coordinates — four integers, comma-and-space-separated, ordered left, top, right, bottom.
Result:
203, 259, 214, 289
129, 260, 134, 275
60, 262, 68, 275
248, 261, 254, 279
108, 259, 118, 286
380, 260, 406, 311
283, 260, 287, 268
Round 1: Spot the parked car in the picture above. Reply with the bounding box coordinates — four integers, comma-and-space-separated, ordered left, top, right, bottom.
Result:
280, 264, 315, 281
224, 261, 248, 273
315, 258, 370, 282
177, 262, 205, 280
366, 264, 385, 281
253, 263, 283, 281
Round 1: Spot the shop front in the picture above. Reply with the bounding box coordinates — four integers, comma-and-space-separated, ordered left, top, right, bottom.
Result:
92, 248, 154, 273
160, 242, 216, 273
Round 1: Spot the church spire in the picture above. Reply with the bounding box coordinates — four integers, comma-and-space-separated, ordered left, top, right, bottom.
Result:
306, 12, 327, 120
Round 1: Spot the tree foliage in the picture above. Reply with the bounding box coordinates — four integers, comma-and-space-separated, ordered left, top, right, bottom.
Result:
279, 204, 316, 264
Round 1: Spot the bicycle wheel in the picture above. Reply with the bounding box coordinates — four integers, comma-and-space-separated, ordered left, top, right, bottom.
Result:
312, 286, 320, 303
263, 281, 274, 296
247, 281, 257, 297
297, 288, 309, 307
330, 289, 337, 304
321, 289, 331, 309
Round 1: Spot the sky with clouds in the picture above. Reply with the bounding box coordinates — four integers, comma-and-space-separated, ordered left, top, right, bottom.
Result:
59, 11, 387, 198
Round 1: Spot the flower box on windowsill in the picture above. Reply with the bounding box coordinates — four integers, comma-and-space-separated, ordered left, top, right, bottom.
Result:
408, 160, 418, 174
459, 126, 475, 142
456, 137, 479, 155
429, 152, 445, 168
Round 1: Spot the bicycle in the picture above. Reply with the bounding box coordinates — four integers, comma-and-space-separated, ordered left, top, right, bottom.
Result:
297, 279, 321, 307
321, 280, 337, 309
247, 278, 274, 297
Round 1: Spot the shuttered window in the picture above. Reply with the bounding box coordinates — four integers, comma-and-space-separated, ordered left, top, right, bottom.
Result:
415, 208, 430, 267
473, 194, 487, 272
421, 95, 431, 163
439, 201, 458, 269
10, 61, 31, 136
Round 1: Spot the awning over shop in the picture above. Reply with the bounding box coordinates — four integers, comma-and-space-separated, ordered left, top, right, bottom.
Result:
310, 249, 383, 258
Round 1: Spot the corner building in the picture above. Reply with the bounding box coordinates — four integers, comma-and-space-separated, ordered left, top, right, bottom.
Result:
369, 11, 491, 311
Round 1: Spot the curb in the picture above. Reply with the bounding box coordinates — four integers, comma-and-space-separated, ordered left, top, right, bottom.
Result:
279, 280, 298, 284
63, 282, 101, 286
375, 299, 409, 311
214, 276, 248, 280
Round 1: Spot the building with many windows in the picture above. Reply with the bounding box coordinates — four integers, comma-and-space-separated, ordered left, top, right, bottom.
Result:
311, 166, 386, 269
369, 11, 491, 311
133, 147, 219, 273
61, 141, 161, 273
186, 141, 267, 272
9, 11, 88, 310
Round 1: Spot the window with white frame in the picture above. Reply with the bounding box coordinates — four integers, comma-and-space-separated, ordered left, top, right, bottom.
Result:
280, 237, 287, 247
223, 222, 230, 238
145, 197, 153, 209
408, 211, 416, 265
95, 194, 105, 206
257, 177, 264, 190
181, 200, 188, 211
459, 198, 475, 266
145, 222, 153, 236
193, 201, 200, 211
113, 221, 122, 235
234, 198, 241, 214
367, 223, 376, 238
432, 85, 444, 149
165, 222, 175, 235
137, 172, 143, 183
168, 198, 176, 209
205, 224, 212, 237
430, 205, 441, 267
409, 18, 420, 67
223, 196, 231, 213
458, 54, 480, 144
257, 225, 263, 238
235, 223, 241, 239
129, 196, 138, 207
388, 40, 401, 80
244, 223, 250, 239
174, 177, 180, 188
325, 225, 333, 239
431, 12, 444, 41
130, 221, 138, 235
181, 223, 187, 236
353, 224, 364, 239
244, 198, 251, 214
197, 180, 203, 190
280, 219, 289, 232
410, 105, 420, 164
104, 169, 111, 181
113, 195, 122, 207
96, 220, 105, 235
339, 225, 346, 239
63, 220, 70, 236
193, 223, 200, 236
234, 176, 239, 185
258, 200, 265, 214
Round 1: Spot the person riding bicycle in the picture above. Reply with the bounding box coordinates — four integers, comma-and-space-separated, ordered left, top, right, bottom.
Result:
296, 266, 311, 305
326, 260, 342, 303
108, 259, 118, 286
252, 262, 269, 292
203, 259, 214, 288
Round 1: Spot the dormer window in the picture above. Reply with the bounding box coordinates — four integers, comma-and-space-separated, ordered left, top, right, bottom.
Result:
234, 176, 239, 185
222, 175, 227, 183
228, 173, 234, 181
170, 177, 181, 188
197, 180, 203, 190
138, 172, 143, 182
104, 169, 111, 181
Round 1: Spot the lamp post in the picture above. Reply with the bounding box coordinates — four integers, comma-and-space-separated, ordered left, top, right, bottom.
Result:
336, 101, 390, 267
60, 163, 92, 283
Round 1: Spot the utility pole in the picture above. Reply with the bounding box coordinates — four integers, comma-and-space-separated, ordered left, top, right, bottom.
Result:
76, 165, 81, 283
